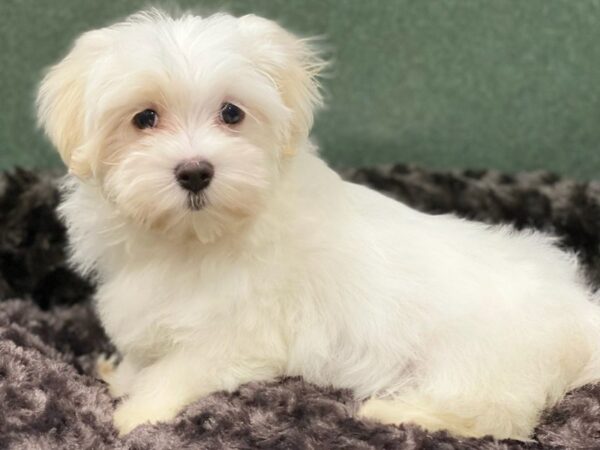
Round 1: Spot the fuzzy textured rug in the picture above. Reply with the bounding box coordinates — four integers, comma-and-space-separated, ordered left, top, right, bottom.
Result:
3, 166, 600, 450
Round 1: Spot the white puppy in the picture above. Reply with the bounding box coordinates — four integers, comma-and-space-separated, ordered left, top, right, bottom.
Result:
37, 9, 600, 439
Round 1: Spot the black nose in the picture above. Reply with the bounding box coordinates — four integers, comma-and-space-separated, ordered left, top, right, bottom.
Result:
175, 160, 214, 193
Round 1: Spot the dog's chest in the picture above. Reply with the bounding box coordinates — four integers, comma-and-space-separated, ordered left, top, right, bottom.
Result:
96, 249, 291, 358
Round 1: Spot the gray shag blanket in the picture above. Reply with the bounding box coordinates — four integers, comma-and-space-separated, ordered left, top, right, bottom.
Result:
3, 166, 600, 449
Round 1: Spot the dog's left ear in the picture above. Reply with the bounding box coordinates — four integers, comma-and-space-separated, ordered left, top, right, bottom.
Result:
239, 15, 326, 154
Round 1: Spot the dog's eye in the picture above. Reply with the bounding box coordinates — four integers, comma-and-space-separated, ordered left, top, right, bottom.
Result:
220, 103, 244, 125
133, 109, 158, 129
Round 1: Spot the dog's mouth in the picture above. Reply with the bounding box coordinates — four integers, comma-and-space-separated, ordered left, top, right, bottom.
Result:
187, 192, 209, 211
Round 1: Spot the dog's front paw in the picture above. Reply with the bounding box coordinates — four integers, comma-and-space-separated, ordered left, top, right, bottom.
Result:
113, 398, 179, 436
95, 353, 118, 383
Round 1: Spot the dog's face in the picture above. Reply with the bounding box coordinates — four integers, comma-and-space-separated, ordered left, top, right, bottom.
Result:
37, 10, 323, 241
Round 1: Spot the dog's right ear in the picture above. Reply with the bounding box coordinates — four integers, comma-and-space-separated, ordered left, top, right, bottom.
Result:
36, 29, 111, 177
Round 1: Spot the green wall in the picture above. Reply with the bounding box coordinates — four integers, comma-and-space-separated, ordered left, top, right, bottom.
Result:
3, 0, 600, 178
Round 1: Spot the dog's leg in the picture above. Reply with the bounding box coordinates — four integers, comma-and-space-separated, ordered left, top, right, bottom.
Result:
112, 349, 278, 435
112, 351, 212, 435
357, 312, 599, 440
359, 396, 479, 437
357, 346, 553, 439
356, 360, 564, 444
358, 391, 539, 440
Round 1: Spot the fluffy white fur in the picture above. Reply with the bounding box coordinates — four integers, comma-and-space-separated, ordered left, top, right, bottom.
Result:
37, 9, 600, 439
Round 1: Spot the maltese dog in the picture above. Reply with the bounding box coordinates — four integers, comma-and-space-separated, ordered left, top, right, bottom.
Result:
37, 9, 600, 440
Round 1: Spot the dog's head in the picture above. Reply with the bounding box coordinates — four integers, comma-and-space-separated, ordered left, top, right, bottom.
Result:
37, 9, 324, 241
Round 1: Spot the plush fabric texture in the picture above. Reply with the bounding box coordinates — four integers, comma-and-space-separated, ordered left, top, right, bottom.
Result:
2, 166, 600, 449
